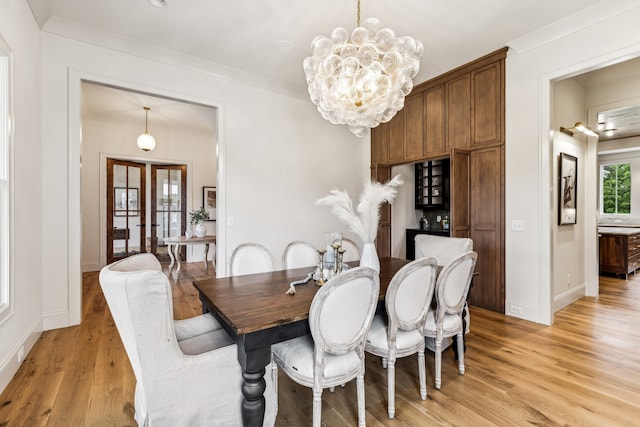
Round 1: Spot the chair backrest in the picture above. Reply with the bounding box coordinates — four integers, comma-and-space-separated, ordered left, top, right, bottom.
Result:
435, 251, 477, 322
282, 241, 319, 269
414, 234, 473, 266
309, 266, 379, 356
337, 237, 361, 263
98, 253, 173, 390
386, 257, 438, 334
229, 242, 275, 276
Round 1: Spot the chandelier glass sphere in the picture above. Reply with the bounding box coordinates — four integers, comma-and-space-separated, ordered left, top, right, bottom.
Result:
303, 16, 423, 137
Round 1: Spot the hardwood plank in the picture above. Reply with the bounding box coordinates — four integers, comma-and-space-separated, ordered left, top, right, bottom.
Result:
2, 263, 640, 426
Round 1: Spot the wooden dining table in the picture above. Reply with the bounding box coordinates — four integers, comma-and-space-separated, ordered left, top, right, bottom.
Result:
192, 256, 410, 427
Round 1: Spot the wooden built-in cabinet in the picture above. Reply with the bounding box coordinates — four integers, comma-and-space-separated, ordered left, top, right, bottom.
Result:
371, 47, 506, 313
599, 231, 640, 279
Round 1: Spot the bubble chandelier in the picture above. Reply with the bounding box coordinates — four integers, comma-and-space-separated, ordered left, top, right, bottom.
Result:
303, 0, 423, 137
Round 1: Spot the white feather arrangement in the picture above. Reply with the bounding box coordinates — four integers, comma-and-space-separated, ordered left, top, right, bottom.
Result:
316, 174, 405, 244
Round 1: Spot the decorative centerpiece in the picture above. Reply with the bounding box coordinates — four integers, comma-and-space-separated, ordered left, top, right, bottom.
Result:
188, 207, 209, 238
316, 174, 404, 272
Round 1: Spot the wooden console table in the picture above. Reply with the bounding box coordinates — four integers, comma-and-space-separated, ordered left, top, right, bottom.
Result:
164, 235, 216, 277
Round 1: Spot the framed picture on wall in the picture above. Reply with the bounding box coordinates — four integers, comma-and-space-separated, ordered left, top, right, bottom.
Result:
203, 186, 216, 221
558, 152, 577, 225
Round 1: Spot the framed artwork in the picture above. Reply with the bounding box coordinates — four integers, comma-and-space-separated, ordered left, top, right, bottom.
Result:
558, 153, 577, 225
114, 187, 139, 216
203, 186, 216, 221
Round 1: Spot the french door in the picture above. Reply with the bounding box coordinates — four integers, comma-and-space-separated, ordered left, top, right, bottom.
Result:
107, 160, 187, 264
107, 159, 146, 264
151, 164, 187, 262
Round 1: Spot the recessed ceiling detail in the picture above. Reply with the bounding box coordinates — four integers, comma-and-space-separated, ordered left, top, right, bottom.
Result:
597, 105, 640, 141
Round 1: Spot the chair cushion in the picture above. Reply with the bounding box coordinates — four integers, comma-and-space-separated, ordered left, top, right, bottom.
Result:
365, 314, 424, 355
424, 309, 463, 337
272, 335, 361, 387
178, 328, 234, 355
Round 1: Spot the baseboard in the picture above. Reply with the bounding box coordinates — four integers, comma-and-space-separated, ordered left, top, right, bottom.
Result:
83, 263, 101, 273
43, 310, 70, 331
553, 283, 586, 313
0, 318, 42, 394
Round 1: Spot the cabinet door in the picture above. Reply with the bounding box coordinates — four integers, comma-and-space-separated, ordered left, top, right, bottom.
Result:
373, 165, 392, 258
371, 121, 389, 165
388, 110, 405, 164
451, 148, 470, 238
424, 85, 446, 156
469, 145, 504, 312
447, 75, 471, 149
472, 60, 504, 147
404, 94, 424, 161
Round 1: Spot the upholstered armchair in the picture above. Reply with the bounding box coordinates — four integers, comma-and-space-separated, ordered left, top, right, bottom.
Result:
99, 253, 277, 426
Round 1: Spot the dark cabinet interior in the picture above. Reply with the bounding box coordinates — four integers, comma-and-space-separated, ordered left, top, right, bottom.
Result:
415, 159, 450, 209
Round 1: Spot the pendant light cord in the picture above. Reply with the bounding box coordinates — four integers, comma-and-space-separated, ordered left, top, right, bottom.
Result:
144, 106, 150, 133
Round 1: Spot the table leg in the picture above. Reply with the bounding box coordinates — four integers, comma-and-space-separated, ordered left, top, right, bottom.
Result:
174, 244, 182, 278
204, 243, 210, 270
167, 243, 176, 271
237, 344, 271, 427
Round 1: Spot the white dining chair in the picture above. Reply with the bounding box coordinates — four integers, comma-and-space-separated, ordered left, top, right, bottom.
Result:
99, 253, 278, 426
415, 234, 474, 349
271, 266, 380, 427
337, 237, 361, 263
282, 241, 319, 269
229, 242, 275, 276
365, 256, 438, 419
414, 234, 473, 266
424, 251, 477, 389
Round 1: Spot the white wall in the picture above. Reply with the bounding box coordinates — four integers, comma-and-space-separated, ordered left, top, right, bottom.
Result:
506, 0, 640, 324
0, 0, 44, 393
81, 113, 217, 271
551, 79, 587, 311
40, 32, 369, 330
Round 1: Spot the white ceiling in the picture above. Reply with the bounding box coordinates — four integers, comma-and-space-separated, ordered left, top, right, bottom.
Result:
28, 0, 638, 133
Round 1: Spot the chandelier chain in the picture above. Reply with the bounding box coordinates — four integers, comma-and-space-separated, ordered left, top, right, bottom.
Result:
356, 0, 361, 27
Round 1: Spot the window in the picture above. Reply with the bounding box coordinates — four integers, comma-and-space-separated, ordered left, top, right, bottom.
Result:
601, 163, 631, 214
0, 36, 12, 325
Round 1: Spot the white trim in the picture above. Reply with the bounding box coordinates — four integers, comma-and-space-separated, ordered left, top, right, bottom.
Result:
0, 34, 14, 326
508, 1, 640, 54
552, 283, 586, 312
43, 310, 71, 331
0, 317, 42, 393
66, 69, 225, 327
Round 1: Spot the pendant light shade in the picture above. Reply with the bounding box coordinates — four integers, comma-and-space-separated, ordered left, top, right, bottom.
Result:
304, 0, 422, 137
137, 107, 156, 152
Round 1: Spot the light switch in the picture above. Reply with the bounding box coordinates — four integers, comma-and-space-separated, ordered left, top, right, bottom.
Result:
511, 219, 525, 232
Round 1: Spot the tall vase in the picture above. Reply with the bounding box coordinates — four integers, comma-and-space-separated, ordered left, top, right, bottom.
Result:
359, 242, 380, 273
194, 221, 207, 238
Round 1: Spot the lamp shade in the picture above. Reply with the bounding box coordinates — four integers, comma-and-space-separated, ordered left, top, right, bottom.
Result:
137, 132, 156, 151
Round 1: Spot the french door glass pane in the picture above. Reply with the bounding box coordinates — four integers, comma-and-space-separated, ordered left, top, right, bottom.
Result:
112, 164, 142, 257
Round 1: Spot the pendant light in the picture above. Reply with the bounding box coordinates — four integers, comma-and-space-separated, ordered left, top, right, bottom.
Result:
303, 0, 423, 137
137, 107, 156, 152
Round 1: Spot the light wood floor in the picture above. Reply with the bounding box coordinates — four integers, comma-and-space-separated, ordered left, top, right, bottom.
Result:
1, 265, 640, 426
